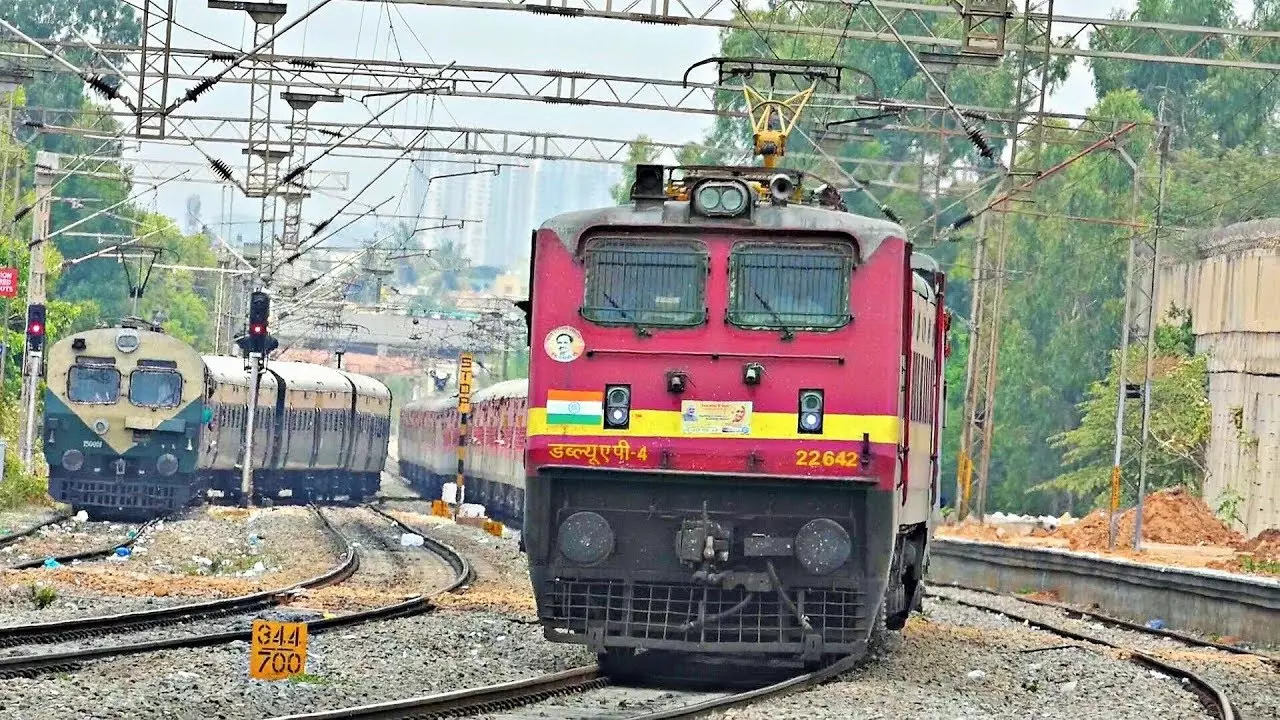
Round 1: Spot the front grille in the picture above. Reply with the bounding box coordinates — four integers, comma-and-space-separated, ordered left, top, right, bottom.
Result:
544, 579, 867, 647
50, 476, 194, 510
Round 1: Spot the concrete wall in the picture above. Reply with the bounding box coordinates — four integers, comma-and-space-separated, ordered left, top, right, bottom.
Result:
1155, 219, 1280, 533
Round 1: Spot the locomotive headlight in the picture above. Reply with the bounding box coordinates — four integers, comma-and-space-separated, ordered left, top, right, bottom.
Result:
692, 180, 751, 218
798, 389, 824, 434
156, 453, 179, 476
61, 449, 84, 472
794, 518, 851, 575
696, 185, 722, 210
557, 511, 615, 565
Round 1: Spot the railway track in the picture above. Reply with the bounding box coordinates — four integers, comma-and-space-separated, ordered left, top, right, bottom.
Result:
0, 511, 74, 550
263, 586, 1249, 720
926, 588, 1246, 720
3, 515, 163, 570
0, 503, 468, 678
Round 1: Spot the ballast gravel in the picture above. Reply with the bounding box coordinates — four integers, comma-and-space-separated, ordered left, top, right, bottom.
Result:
930, 586, 1280, 720
711, 597, 1219, 720
0, 609, 593, 720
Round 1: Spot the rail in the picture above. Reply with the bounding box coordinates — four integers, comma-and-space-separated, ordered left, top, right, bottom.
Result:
0, 511, 74, 549
929, 537, 1280, 647
0, 504, 468, 678
4, 515, 164, 570
0, 506, 356, 653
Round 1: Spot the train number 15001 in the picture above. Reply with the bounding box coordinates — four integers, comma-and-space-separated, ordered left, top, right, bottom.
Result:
795, 449, 860, 468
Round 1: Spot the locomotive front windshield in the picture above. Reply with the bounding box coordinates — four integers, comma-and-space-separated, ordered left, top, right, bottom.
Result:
67, 365, 121, 404
129, 369, 183, 408
581, 238, 707, 327
728, 242, 853, 330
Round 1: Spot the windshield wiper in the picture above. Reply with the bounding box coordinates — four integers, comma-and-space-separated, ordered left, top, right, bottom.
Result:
603, 291, 651, 337
753, 290, 795, 340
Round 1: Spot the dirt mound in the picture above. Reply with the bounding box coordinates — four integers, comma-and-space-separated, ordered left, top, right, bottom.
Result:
1241, 529, 1280, 561
1067, 487, 1242, 551
935, 522, 1009, 542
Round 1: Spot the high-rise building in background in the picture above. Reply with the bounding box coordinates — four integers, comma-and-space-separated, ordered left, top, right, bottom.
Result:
409, 152, 618, 272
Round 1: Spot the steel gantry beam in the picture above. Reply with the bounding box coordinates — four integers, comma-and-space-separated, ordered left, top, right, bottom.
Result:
371, 0, 1280, 73
3, 41, 1171, 132
135, 0, 175, 138
44, 152, 350, 191
24, 107, 1006, 183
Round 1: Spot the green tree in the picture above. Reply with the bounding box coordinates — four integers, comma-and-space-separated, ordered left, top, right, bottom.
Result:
1039, 312, 1210, 509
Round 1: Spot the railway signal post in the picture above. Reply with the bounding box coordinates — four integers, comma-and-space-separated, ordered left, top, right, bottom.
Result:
235, 290, 276, 507
18, 152, 56, 472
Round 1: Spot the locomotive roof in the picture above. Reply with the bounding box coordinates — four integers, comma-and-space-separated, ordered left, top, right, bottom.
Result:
266, 361, 354, 394
539, 200, 904, 260
201, 355, 281, 390
338, 369, 392, 400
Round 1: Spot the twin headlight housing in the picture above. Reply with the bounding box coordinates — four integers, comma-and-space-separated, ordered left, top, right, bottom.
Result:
691, 179, 752, 218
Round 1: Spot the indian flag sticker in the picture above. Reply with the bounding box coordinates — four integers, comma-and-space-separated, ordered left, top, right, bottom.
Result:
547, 389, 604, 426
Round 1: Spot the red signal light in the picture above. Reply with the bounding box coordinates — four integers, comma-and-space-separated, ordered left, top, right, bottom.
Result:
28, 322, 43, 335
250, 324, 265, 335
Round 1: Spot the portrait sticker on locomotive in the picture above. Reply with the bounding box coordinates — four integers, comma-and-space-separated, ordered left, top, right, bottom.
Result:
680, 400, 752, 435
543, 326, 585, 363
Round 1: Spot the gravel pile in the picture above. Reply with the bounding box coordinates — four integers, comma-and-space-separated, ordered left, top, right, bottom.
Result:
930, 587, 1279, 720
0, 610, 592, 720
1, 515, 137, 566
9, 506, 341, 604
710, 597, 1218, 720
0, 582, 189, 627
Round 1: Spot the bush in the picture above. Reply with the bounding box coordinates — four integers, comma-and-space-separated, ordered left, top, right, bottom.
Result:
28, 582, 58, 609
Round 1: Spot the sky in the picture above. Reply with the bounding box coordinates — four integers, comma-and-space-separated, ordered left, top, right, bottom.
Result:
78, 0, 1261, 248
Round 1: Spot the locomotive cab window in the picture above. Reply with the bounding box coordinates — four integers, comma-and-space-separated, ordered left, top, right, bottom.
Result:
580, 238, 707, 327
129, 369, 184, 408
728, 241, 854, 330
68, 365, 121, 404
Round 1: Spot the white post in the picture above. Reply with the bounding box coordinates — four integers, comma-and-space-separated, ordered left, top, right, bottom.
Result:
240, 351, 262, 506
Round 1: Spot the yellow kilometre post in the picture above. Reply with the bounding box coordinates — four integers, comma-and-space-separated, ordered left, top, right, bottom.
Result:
454, 353, 474, 518
250, 619, 308, 681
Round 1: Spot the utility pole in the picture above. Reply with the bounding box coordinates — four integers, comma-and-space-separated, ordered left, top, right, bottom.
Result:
18, 152, 56, 472
1107, 117, 1156, 551
1133, 98, 1171, 551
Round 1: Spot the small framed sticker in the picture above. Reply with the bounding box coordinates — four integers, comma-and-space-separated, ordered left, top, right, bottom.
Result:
544, 326, 585, 363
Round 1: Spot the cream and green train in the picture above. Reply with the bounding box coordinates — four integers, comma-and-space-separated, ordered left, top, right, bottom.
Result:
43, 323, 392, 518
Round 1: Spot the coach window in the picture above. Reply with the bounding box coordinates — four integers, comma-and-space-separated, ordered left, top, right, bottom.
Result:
68, 365, 121, 404
130, 368, 184, 408
728, 241, 853, 331
581, 238, 707, 327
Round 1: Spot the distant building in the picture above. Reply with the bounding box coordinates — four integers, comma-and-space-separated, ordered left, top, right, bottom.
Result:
410, 152, 619, 273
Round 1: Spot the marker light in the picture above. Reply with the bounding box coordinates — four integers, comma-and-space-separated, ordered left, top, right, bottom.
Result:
604, 385, 630, 429
798, 389, 824, 434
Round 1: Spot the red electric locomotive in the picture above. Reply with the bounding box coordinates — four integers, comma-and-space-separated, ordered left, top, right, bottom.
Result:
399, 62, 950, 672
520, 159, 947, 671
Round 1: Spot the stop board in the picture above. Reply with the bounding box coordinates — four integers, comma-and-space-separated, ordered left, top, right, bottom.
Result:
250, 619, 308, 680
